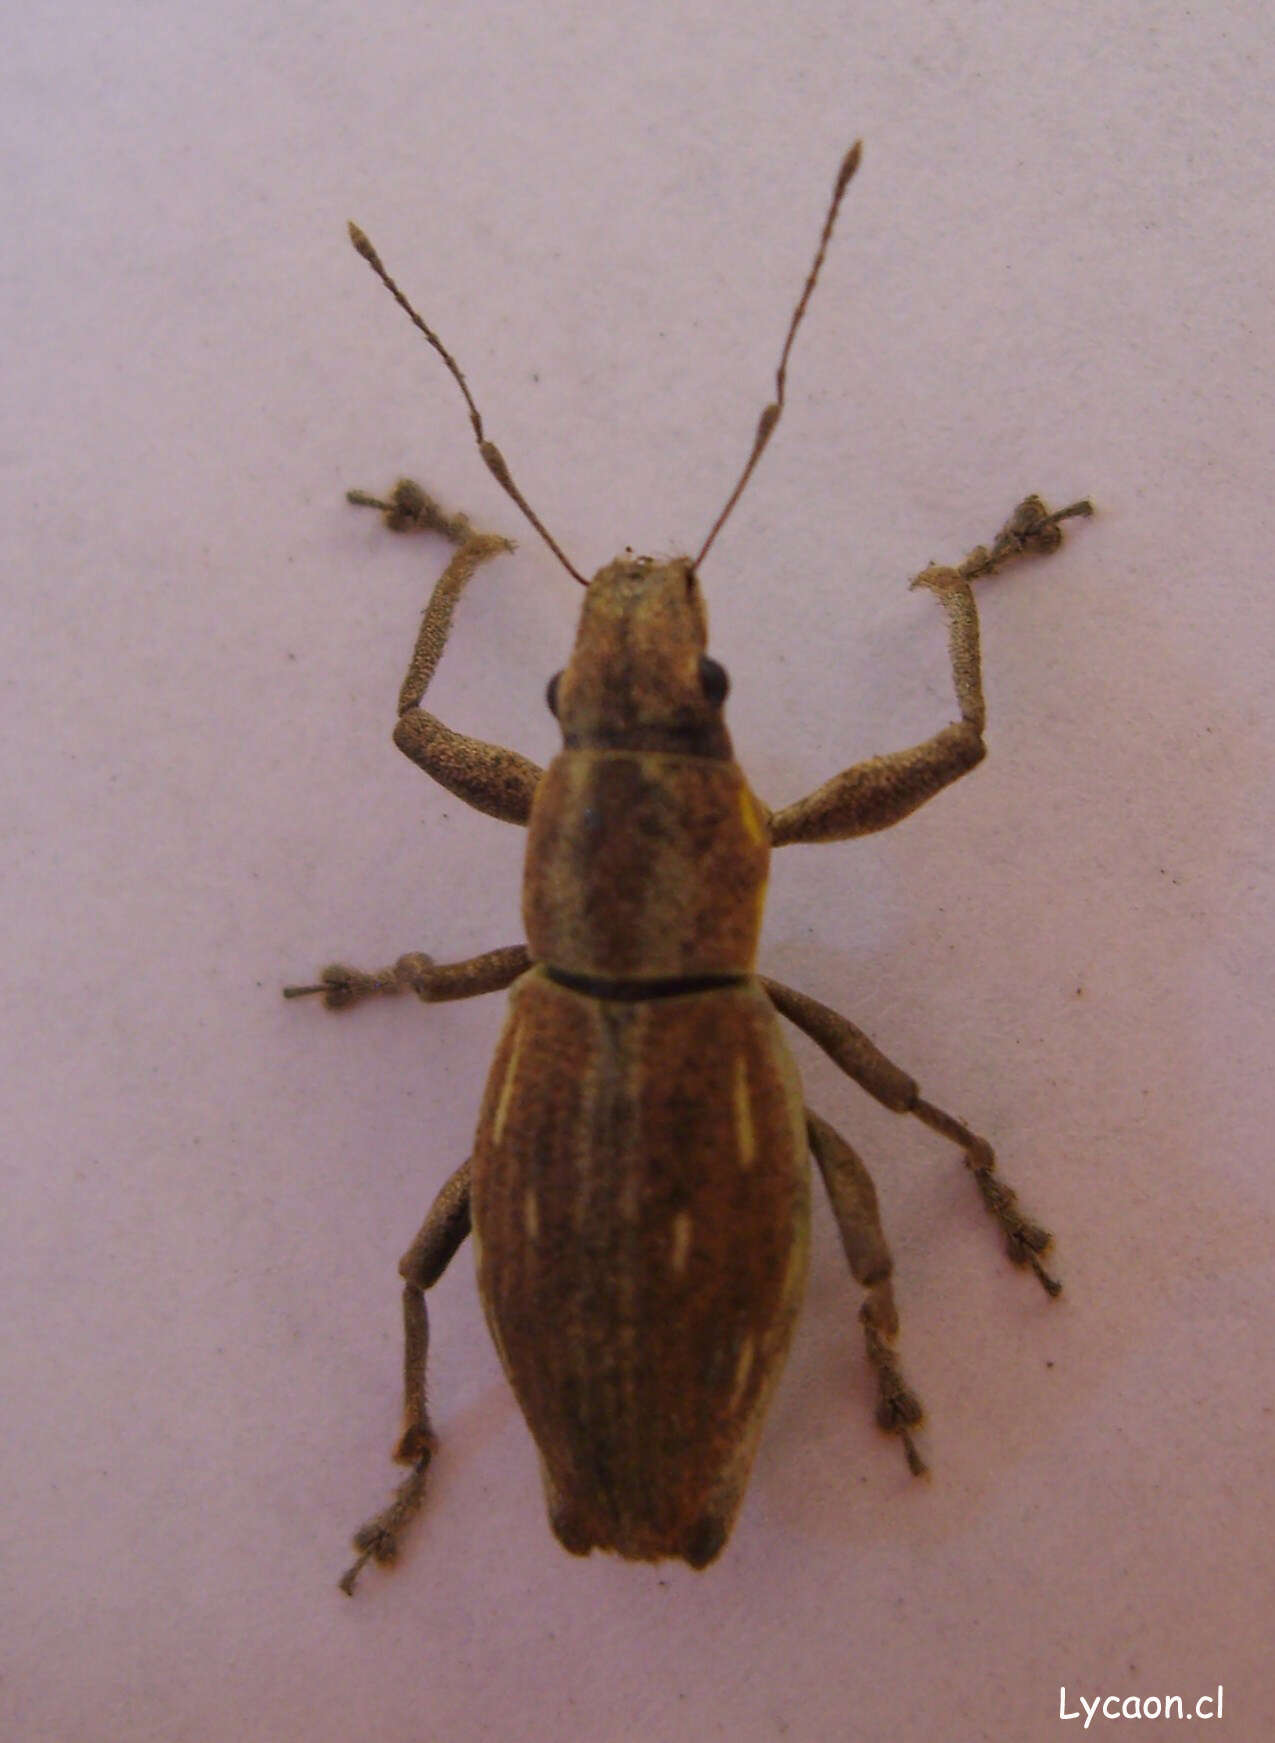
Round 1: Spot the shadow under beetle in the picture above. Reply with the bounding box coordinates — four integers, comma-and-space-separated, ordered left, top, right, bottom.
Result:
286, 143, 1092, 1593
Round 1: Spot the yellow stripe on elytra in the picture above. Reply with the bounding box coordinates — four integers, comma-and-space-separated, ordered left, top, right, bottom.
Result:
492, 1023, 524, 1146
729, 1336, 756, 1410
732, 1055, 756, 1170
669, 1211, 693, 1275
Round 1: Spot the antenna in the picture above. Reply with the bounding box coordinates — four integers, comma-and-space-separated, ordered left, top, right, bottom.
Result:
348, 223, 588, 586
695, 141, 862, 570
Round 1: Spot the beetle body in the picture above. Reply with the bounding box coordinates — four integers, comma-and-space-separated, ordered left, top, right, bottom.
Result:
290, 152, 1088, 1594
473, 559, 807, 1564
474, 973, 808, 1564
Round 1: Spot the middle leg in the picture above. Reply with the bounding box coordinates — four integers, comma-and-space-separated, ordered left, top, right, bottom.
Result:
284, 943, 531, 1013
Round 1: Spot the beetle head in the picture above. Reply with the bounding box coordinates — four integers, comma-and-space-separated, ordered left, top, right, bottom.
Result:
546, 556, 732, 757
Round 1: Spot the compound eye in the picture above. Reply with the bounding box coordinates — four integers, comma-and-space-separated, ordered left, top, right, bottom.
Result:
545, 671, 563, 717
698, 655, 730, 706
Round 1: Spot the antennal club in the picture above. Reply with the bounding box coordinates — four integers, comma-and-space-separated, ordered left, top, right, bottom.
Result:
695, 141, 862, 570
347, 223, 588, 586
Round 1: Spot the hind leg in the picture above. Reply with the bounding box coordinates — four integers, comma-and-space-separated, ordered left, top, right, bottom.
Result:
806, 1110, 927, 1475
765, 978, 1060, 1296
340, 1160, 471, 1595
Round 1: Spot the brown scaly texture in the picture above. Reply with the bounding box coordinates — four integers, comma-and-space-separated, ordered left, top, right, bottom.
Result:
523, 753, 769, 980
471, 971, 809, 1565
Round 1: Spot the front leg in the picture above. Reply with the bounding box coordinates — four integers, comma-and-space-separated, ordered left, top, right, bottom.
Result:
351, 479, 544, 825
769, 496, 1091, 846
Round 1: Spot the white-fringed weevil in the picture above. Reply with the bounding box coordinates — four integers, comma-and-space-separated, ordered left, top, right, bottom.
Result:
285, 143, 1091, 1593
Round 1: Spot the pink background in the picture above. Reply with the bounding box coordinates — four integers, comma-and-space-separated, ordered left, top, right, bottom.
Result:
4, 3, 1271, 1738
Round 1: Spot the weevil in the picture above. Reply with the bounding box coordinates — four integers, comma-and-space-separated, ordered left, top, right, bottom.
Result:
286, 143, 1092, 1593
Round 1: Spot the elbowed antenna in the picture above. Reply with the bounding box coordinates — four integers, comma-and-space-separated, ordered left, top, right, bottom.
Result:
348, 223, 588, 586
695, 141, 863, 570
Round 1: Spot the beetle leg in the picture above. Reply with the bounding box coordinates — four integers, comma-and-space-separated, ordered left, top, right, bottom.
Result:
350, 478, 544, 825
764, 977, 1061, 1296
768, 721, 986, 847
284, 942, 531, 1012
340, 1159, 472, 1596
768, 496, 1091, 847
806, 1110, 926, 1476
909, 1097, 1061, 1296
